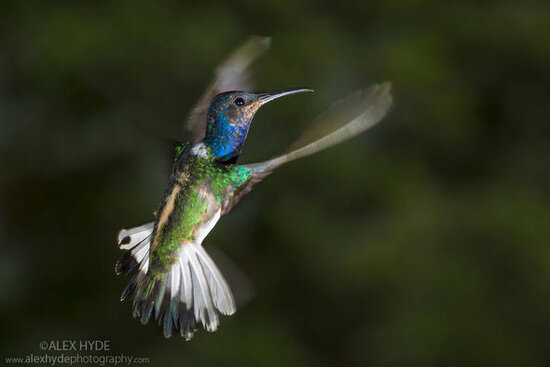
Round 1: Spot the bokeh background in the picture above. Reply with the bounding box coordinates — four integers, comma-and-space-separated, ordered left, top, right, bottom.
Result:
1, 1, 549, 366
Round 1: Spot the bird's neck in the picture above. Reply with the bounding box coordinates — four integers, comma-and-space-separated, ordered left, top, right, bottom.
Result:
204, 121, 250, 162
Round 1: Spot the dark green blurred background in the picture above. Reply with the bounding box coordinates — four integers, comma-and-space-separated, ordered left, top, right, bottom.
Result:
1, 1, 549, 366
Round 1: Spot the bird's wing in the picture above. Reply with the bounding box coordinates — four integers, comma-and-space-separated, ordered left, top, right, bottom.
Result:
220, 164, 274, 215
220, 82, 393, 215
184, 36, 271, 143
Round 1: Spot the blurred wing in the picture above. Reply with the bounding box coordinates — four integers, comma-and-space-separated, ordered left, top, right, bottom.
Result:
261, 82, 393, 167
185, 36, 271, 143
220, 82, 393, 214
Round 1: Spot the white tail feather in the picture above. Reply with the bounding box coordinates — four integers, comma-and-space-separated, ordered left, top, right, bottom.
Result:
117, 222, 153, 250
116, 220, 235, 337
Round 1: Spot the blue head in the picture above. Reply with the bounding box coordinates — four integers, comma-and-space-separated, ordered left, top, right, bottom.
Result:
204, 88, 312, 161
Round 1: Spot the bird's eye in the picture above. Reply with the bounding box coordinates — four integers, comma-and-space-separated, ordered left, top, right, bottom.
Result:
234, 97, 246, 107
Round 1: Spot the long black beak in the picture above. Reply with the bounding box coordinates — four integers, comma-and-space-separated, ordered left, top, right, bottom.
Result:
258, 87, 313, 105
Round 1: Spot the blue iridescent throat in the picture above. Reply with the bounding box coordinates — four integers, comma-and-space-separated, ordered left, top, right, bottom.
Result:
204, 111, 251, 162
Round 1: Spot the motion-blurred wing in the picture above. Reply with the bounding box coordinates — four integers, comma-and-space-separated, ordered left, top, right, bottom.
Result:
271, 82, 393, 166
220, 82, 393, 214
185, 36, 271, 143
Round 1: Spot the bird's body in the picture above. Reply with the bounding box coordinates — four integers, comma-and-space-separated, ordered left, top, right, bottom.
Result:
115, 37, 393, 340
151, 143, 248, 275
117, 141, 254, 339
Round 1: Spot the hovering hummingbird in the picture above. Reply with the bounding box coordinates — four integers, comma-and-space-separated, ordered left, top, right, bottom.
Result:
115, 37, 392, 340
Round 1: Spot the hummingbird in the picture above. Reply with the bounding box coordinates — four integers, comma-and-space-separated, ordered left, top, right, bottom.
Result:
115, 37, 393, 340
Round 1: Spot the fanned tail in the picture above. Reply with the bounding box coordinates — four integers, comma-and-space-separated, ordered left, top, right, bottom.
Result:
116, 223, 235, 340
